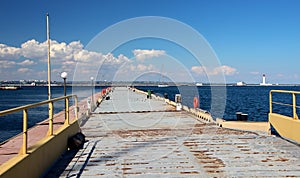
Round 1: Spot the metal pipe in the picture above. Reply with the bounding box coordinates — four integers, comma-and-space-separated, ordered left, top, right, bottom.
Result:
46, 13, 52, 137
64, 78, 66, 121
46, 13, 51, 100
75, 96, 78, 121
270, 90, 299, 119
293, 93, 298, 119
91, 77, 94, 111
21, 109, 28, 155
270, 90, 300, 95
48, 101, 53, 136
0, 94, 77, 116
63, 78, 66, 97
269, 91, 273, 114
65, 97, 69, 125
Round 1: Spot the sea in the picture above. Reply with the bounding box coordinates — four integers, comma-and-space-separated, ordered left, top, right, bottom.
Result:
1, 85, 300, 143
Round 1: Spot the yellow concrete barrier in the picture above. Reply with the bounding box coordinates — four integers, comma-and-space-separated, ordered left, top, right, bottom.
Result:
216, 119, 270, 134
269, 113, 300, 143
0, 120, 80, 178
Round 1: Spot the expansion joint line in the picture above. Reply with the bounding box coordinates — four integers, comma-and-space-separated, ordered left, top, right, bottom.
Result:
93, 110, 178, 115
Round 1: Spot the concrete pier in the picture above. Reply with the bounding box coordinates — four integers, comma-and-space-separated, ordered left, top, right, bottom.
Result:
46, 87, 300, 177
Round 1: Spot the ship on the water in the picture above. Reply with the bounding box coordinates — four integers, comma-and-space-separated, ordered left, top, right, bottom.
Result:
158, 64, 169, 88
195, 82, 203, 86
0, 86, 21, 90
157, 84, 169, 87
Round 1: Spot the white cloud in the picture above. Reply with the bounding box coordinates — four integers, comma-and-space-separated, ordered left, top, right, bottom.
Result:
137, 64, 152, 71
0, 41, 170, 81
0, 39, 131, 67
0, 60, 16, 68
191, 65, 237, 76
132, 49, 166, 61
0, 44, 22, 60
21, 39, 47, 59
18, 68, 32, 73
191, 66, 206, 75
20, 39, 87, 64
62, 61, 76, 65
20, 39, 103, 64
18, 59, 35, 66
0, 39, 137, 80
216, 65, 237, 76
250, 71, 260, 75
102, 53, 130, 64
74, 49, 102, 62
116, 54, 130, 64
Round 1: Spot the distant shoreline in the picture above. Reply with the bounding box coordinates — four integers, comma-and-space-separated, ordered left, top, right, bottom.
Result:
1, 82, 300, 87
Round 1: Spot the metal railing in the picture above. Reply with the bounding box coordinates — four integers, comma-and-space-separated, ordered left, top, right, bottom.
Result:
0, 94, 78, 154
270, 90, 300, 120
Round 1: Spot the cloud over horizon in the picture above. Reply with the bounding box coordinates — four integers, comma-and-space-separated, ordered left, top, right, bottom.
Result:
132, 49, 166, 61
191, 65, 237, 76
0, 40, 241, 83
0, 40, 163, 81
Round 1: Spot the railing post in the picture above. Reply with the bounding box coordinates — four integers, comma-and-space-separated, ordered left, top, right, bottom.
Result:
21, 109, 28, 155
75, 96, 78, 120
48, 101, 54, 136
269, 91, 272, 114
292, 93, 298, 119
65, 97, 69, 125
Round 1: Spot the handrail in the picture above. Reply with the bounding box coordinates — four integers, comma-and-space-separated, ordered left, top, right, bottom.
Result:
269, 90, 299, 119
0, 94, 78, 154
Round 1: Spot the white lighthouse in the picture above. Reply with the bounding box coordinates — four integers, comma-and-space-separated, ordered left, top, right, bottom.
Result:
262, 74, 266, 85
260, 74, 272, 86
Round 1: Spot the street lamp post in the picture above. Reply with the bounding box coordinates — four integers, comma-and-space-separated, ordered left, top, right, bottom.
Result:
61, 72, 67, 96
90, 77, 94, 111
61, 72, 68, 120
46, 13, 53, 136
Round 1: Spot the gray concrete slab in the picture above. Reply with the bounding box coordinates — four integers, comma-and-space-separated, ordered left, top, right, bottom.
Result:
46, 87, 300, 177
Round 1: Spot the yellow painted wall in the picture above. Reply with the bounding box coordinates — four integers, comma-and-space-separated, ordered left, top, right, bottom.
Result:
0, 121, 80, 178
220, 121, 270, 134
269, 113, 300, 143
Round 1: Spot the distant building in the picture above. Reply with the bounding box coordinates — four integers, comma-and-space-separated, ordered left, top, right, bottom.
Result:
236, 81, 246, 86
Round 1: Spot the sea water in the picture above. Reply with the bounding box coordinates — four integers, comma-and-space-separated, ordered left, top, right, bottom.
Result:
136, 85, 300, 121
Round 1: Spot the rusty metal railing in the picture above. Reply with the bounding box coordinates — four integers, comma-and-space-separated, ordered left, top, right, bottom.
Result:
269, 90, 300, 119
0, 94, 78, 154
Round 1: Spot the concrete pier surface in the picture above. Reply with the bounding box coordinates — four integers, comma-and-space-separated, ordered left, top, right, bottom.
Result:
46, 87, 300, 177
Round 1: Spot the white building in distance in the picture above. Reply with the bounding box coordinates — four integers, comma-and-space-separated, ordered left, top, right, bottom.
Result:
237, 81, 246, 86
260, 74, 272, 86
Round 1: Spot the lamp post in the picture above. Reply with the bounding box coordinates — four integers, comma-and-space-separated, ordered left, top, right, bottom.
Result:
46, 13, 53, 136
90, 77, 94, 111
46, 13, 51, 101
61, 72, 67, 120
61, 72, 67, 96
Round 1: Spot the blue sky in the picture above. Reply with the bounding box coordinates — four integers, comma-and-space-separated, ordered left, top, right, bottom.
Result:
0, 0, 300, 84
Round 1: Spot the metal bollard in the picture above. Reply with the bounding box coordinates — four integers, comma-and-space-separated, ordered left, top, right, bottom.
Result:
175, 94, 182, 111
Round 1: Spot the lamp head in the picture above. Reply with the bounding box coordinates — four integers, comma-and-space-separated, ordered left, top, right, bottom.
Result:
61, 72, 68, 79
